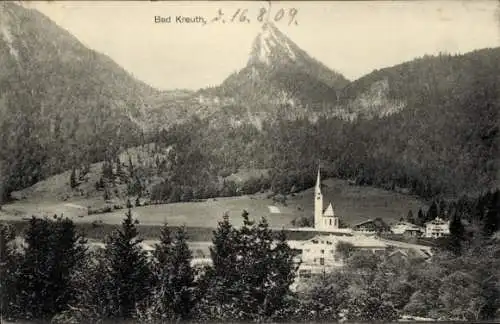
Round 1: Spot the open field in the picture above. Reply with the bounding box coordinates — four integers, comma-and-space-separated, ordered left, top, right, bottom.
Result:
2, 178, 426, 237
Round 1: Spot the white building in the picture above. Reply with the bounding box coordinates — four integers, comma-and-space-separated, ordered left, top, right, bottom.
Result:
314, 167, 342, 232
391, 221, 425, 236
424, 217, 450, 238
288, 234, 388, 279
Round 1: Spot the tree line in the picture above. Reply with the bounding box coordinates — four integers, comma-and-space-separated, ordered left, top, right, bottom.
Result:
1, 208, 499, 323
0, 210, 295, 323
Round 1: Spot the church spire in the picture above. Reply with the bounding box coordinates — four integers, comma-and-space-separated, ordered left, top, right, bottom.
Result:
314, 163, 323, 230
315, 164, 321, 193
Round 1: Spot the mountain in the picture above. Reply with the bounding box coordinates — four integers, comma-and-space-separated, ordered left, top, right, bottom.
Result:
177, 48, 500, 200
145, 22, 352, 130
199, 22, 350, 123
1, 1, 498, 204
282, 48, 500, 197
246, 21, 348, 91
0, 2, 158, 199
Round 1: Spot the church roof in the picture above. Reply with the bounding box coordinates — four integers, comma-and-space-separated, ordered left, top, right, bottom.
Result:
324, 203, 335, 217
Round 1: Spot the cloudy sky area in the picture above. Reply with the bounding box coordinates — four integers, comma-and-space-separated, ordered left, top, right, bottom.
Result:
30, 1, 500, 90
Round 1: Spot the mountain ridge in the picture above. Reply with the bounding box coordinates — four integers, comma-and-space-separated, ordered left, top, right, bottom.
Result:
0, 2, 160, 198
0, 2, 498, 204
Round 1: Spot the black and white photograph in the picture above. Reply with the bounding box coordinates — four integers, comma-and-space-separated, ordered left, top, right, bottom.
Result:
0, 1, 499, 323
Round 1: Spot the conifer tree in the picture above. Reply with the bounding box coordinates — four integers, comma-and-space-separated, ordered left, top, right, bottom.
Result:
439, 200, 447, 218
154, 226, 195, 320
261, 229, 297, 319
196, 211, 296, 321
155, 224, 172, 270
101, 209, 153, 319
448, 211, 465, 255
427, 201, 439, 222
416, 208, 425, 226
70, 168, 77, 188
17, 217, 57, 319
17, 216, 87, 320
116, 156, 122, 175
194, 213, 241, 320
206, 212, 240, 304
483, 190, 499, 237
0, 223, 19, 319
407, 210, 415, 224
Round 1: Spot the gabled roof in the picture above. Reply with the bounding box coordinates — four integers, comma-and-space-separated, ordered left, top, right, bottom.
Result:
324, 203, 335, 217
392, 222, 424, 230
425, 217, 449, 225
352, 219, 374, 227
296, 234, 388, 249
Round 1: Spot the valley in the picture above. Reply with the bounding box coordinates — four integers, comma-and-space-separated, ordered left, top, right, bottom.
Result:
1, 176, 425, 234
0, 2, 499, 323
1, 2, 498, 234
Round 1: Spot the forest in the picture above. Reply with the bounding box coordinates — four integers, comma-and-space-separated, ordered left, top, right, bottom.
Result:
2, 49, 499, 205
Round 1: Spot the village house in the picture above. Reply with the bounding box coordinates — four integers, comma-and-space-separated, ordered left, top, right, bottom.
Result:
288, 234, 388, 279
391, 221, 425, 237
424, 217, 450, 238
286, 167, 434, 283
84, 167, 434, 286
351, 218, 391, 234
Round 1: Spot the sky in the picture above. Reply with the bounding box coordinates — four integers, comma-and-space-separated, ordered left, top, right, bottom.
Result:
29, 1, 500, 90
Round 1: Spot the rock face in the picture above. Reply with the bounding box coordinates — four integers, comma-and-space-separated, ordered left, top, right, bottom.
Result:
213, 23, 349, 106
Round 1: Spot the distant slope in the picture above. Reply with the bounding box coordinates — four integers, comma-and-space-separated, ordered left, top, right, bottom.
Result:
340, 48, 500, 118
332, 48, 500, 196
0, 2, 159, 198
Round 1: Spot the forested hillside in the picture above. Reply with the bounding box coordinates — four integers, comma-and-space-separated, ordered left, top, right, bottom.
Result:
336, 49, 500, 197
0, 3, 156, 200
46, 46, 500, 205
1, 1, 498, 205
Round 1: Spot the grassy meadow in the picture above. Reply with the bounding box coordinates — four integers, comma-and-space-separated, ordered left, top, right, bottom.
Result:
1, 173, 427, 242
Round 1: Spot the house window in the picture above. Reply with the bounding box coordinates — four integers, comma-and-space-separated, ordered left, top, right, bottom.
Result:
321, 249, 324, 254
320, 258, 325, 265
329, 219, 332, 226
299, 270, 311, 278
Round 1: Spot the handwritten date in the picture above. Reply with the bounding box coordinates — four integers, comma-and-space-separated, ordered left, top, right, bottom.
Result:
207, 7, 299, 26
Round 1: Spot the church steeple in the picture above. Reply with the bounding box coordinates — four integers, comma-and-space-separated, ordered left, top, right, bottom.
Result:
313, 165, 341, 231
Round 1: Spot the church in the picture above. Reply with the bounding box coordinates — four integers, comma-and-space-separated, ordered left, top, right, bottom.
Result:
313, 167, 343, 232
